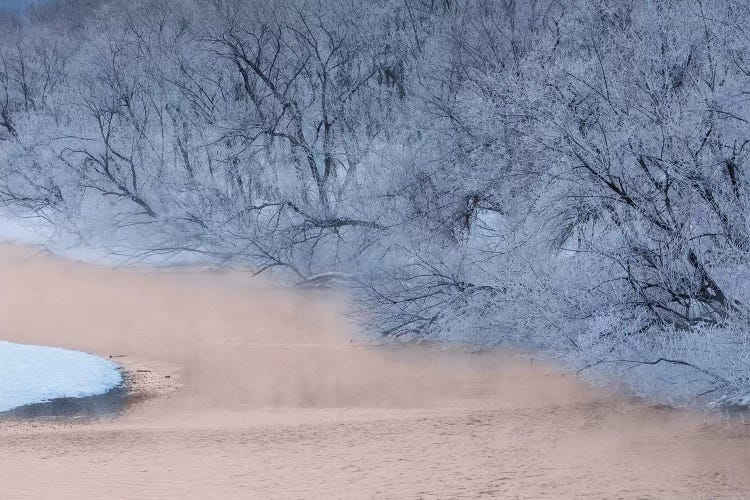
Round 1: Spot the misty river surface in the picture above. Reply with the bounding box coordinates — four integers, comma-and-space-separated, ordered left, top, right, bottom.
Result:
0, 243, 748, 498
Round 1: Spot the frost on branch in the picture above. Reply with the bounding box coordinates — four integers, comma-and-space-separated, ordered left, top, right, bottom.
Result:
3, 0, 750, 407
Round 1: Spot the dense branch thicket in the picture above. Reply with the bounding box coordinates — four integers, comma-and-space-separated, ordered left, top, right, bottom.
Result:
2, 0, 750, 407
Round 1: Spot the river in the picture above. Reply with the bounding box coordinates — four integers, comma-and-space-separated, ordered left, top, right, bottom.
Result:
0, 244, 748, 498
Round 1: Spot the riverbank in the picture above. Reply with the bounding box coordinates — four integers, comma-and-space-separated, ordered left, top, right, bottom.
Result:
0, 244, 748, 498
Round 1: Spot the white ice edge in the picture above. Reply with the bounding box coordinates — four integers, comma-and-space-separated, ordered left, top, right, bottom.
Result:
0, 341, 122, 413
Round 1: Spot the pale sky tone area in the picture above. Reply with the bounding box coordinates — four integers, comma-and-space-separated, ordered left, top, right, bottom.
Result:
0, 0, 48, 10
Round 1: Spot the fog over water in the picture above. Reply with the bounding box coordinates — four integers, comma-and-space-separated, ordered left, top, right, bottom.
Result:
1, 244, 749, 498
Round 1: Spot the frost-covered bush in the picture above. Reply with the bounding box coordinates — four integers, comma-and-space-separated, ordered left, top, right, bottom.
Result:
573, 312, 750, 407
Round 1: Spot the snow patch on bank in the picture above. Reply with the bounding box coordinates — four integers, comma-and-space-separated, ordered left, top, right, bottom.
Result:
0, 217, 48, 246
0, 341, 122, 413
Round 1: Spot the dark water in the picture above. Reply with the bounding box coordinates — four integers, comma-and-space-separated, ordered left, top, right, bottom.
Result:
0, 383, 127, 420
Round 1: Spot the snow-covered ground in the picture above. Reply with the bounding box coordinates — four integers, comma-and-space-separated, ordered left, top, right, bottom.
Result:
0, 216, 47, 245
0, 341, 122, 413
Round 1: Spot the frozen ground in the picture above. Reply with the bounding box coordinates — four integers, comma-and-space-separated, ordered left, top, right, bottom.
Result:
0, 341, 122, 413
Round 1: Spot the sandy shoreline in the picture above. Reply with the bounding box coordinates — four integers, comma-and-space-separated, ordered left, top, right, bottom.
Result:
0, 243, 749, 499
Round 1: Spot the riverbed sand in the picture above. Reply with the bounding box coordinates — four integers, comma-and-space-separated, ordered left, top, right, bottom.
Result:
0, 244, 748, 499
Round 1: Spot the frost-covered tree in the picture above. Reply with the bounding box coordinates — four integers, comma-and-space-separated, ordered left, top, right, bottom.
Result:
3, 0, 750, 407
